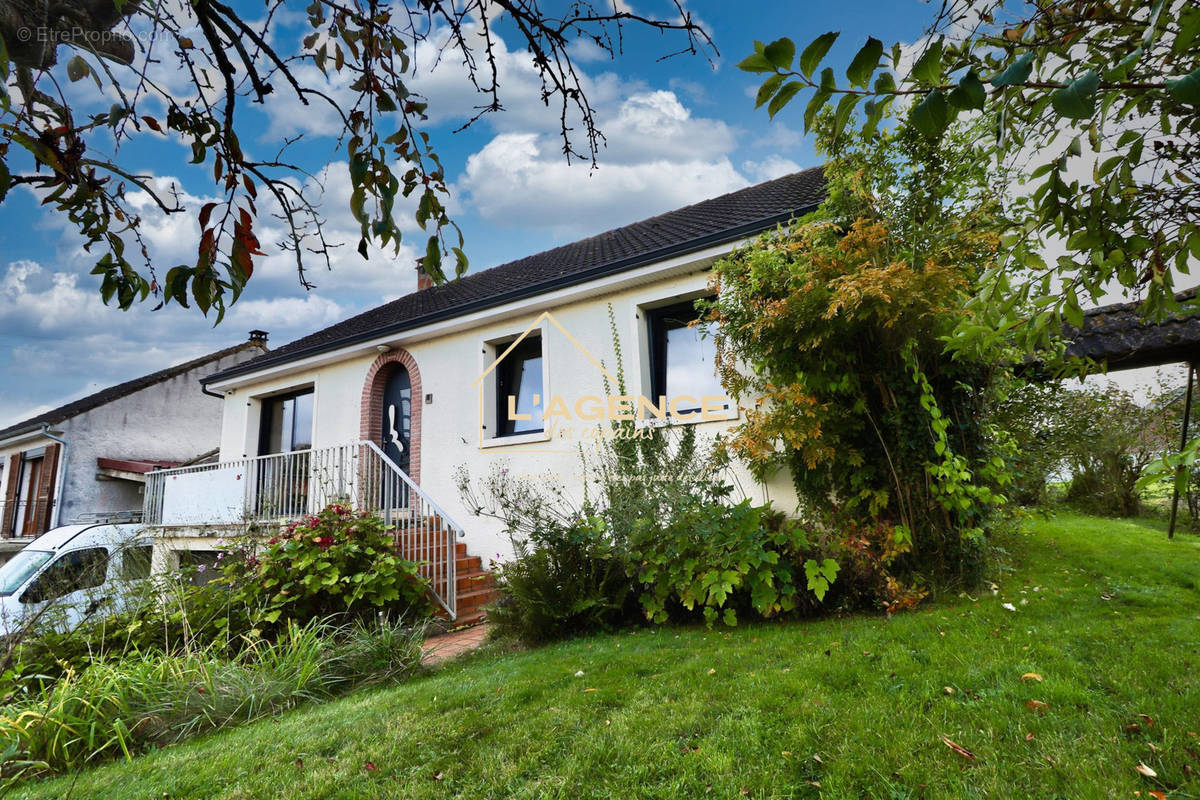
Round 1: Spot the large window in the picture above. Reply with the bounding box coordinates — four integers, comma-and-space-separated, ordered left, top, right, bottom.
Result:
256, 389, 314, 518
259, 389, 314, 454
495, 336, 544, 436
647, 299, 726, 416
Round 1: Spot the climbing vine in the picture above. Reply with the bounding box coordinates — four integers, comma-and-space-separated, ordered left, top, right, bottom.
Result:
703, 113, 1015, 588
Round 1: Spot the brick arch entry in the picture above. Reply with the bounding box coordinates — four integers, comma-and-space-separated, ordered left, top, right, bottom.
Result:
361, 349, 422, 485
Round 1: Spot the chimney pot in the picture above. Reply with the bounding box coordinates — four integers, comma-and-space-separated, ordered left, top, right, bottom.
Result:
249, 330, 269, 345
416, 264, 434, 291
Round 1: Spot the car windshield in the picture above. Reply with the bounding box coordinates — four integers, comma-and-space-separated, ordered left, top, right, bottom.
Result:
0, 550, 54, 596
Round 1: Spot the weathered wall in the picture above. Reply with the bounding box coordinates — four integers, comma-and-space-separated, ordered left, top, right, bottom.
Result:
218, 264, 801, 561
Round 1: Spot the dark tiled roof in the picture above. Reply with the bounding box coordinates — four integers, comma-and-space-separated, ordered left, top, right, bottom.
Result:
207, 167, 827, 383
1065, 289, 1200, 370
0, 340, 267, 441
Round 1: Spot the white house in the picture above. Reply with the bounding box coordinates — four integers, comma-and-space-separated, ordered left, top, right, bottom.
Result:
0, 333, 269, 552
142, 169, 827, 621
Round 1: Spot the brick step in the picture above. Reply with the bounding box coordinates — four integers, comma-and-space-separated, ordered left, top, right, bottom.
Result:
456, 554, 482, 572
457, 587, 502, 612
395, 544, 466, 561
456, 570, 497, 593
395, 538, 464, 550
453, 610, 488, 627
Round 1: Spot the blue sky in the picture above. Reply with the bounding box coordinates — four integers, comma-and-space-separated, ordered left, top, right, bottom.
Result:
0, 0, 934, 427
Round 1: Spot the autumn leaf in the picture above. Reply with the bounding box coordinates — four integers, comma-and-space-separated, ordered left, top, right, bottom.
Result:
1135, 763, 1158, 778
1020, 672, 1043, 682
1026, 700, 1048, 712
364, 762, 377, 771
940, 735, 976, 761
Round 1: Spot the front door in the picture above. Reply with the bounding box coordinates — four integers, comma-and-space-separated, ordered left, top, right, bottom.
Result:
381, 366, 412, 474
379, 367, 413, 513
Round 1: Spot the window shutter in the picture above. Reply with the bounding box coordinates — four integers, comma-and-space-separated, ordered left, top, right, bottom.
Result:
31, 443, 60, 535
1, 457, 20, 537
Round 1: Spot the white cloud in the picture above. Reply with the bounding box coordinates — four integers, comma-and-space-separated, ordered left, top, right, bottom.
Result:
459, 131, 746, 237
456, 89, 753, 237
0, 258, 354, 429
742, 155, 802, 182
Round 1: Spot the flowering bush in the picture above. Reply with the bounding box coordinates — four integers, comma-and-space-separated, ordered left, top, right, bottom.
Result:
227, 504, 434, 627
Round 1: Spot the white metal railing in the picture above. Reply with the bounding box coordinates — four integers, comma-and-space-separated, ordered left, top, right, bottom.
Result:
143, 441, 460, 618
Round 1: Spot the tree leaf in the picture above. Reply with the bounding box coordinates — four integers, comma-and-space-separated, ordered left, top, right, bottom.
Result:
910, 89, 950, 137
846, 37, 883, 88
831, 93, 860, 140
762, 38, 795, 71
0, 161, 9, 204
911, 38, 944, 86
939, 735, 976, 761
1167, 67, 1200, 105
755, 74, 785, 109
1051, 70, 1100, 119
803, 68, 836, 132
66, 56, 90, 83
737, 52, 776, 74
799, 32, 839, 78
990, 52, 1035, 87
768, 80, 805, 119
947, 70, 986, 111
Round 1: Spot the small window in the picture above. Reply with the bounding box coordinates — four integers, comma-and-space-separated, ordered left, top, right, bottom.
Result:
495, 336, 544, 436
647, 299, 725, 415
260, 389, 314, 454
120, 545, 153, 581
20, 548, 110, 604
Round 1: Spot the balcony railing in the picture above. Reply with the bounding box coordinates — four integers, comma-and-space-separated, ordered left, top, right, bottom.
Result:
143, 442, 461, 618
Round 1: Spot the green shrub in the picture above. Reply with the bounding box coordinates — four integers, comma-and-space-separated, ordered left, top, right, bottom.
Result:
490, 515, 633, 644
702, 118, 1013, 589
629, 499, 821, 626
457, 466, 634, 643
226, 504, 434, 627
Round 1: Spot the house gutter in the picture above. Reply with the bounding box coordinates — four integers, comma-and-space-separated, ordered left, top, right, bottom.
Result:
40, 424, 69, 529
202, 206, 815, 388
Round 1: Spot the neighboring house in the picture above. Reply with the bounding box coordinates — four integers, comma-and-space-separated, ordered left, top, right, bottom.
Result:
142, 170, 828, 621
0, 333, 270, 551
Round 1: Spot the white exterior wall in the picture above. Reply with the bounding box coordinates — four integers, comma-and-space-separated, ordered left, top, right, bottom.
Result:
0, 347, 263, 528
215, 260, 800, 560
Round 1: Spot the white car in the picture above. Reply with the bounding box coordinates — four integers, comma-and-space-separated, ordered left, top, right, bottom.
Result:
0, 523, 152, 636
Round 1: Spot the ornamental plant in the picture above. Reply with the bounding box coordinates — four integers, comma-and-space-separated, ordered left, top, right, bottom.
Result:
702, 114, 1015, 590
226, 504, 433, 627
628, 499, 827, 627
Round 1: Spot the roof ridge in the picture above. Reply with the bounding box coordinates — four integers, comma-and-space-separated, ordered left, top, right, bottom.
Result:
206, 167, 828, 384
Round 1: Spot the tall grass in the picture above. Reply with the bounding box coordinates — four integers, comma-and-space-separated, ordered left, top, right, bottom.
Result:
0, 616, 427, 784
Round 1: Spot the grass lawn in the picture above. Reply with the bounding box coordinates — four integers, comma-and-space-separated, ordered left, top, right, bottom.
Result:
15, 514, 1200, 799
